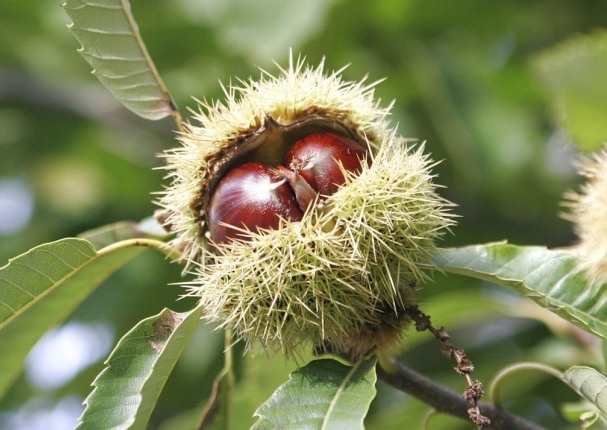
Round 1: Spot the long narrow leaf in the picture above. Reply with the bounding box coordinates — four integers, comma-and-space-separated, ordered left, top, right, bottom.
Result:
231, 350, 316, 429
0, 238, 144, 399
62, 0, 177, 121
433, 242, 607, 341
77, 306, 203, 429
252, 357, 377, 430
563, 366, 607, 423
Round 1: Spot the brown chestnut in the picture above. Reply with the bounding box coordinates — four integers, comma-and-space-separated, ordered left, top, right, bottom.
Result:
208, 162, 303, 244
284, 132, 369, 197
208, 132, 370, 244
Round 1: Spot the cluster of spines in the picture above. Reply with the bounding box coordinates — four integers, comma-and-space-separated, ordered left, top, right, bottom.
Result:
185, 139, 455, 356
563, 146, 607, 287
159, 55, 456, 357
158, 56, 392, 267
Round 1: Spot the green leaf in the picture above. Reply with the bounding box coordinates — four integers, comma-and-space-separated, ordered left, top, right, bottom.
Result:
0, 238, 144, 399
198, 330, 234, 430
563, 366, 607, 424
78, 217, 171, 250
252, 357, 377, 430
198, 368, 231, 430
433, 242, 607, 341
62, 0, 177, 121
77, 306, 203, 429
561, 400, 603, 428
533, 30, 607, 152
231, 349, 316, 429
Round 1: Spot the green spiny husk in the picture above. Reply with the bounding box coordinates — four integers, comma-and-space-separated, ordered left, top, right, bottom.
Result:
185, 139, 455, 358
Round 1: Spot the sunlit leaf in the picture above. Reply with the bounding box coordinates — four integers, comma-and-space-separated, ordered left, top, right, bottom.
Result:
563, 366, 607, 424
62, 0, 177, 121
252, 357, 377, 430
433, 242, 607, 341
0, 238, 144, 399
533, 29, 607, 152
77, 306, 203, 429
230, 349, 315, 429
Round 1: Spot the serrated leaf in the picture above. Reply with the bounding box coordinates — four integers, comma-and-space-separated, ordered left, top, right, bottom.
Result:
563, 366, 607, 424
533, 30, 607, 152
231, 349, 315, 429
253, 357, 377, 430
62, 0, 177, 120
77, 306, 203, 430
0, 238, 144, 399
433, 242, 607, 341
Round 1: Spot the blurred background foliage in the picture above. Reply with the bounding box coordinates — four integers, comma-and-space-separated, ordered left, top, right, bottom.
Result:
1, 1, 606, 429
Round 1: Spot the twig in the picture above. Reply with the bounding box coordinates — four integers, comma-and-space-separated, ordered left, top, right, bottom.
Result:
376, 360, 546, 430
404, 305, 490, 428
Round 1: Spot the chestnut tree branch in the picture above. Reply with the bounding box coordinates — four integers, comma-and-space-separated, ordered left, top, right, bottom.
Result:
403, 305, 489, 428
376, 360, 546, 430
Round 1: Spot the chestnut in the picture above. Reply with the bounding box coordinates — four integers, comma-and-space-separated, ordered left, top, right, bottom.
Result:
208, 132, 369, 244
207, 162, 303, 244
284, 132, 369, 197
